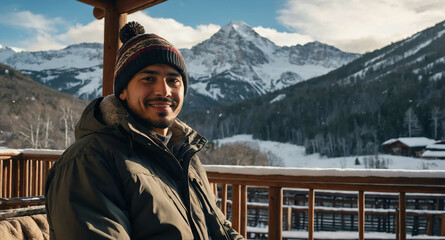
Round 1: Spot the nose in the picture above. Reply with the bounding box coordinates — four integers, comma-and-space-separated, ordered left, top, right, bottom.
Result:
153, 79, 171, 97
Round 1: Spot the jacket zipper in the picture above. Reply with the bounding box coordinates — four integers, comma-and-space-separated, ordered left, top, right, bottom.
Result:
129, 122, 204, 238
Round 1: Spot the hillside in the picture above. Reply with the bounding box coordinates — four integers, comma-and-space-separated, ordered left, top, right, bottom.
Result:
180, 20, 445, 157
0, 63, 88, 149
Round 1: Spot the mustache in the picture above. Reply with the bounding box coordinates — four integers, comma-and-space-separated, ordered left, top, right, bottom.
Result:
144, 97, 178, 107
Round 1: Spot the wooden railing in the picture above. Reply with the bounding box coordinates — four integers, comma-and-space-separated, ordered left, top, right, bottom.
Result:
204, 165, 445, 240
0, 149, 62, 199
1, 150, 445, 240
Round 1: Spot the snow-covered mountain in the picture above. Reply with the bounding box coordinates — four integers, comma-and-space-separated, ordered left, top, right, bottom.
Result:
0, 21, 359, 107
0, 45, 18, 63
181, 21, 359, 108
0, 43, 103, 99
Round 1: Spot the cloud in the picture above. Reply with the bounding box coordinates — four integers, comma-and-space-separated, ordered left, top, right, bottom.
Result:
127, 12, 220, 49
4, 11, 221, 51
0, 11, 67, 51
58, 20, 105, 45
253, 26, 313, 46
58, 11, 220, 49
277, 0, 445, 53
3, 11, 65, 34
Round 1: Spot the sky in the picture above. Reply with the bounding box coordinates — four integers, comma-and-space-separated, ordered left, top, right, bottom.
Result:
0, 0, 445, 53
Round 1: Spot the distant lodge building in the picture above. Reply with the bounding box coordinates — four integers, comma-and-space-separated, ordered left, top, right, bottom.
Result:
382, 137, 445, 159
421, 140, 445, 159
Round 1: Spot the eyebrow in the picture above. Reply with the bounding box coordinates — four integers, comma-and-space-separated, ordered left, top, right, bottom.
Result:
139, 70, 181, 77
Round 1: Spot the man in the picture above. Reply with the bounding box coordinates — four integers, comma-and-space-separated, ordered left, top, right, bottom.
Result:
45, 21, 244, 240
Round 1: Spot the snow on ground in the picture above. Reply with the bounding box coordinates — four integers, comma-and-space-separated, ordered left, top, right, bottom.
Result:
214, 134, 445, 170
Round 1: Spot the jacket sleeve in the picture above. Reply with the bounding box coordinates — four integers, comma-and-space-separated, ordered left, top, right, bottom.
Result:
191, 157, 245, 240
45, 143, 131, 240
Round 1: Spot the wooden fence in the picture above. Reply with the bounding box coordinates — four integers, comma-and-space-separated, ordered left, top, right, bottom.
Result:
1, 149, 445, 240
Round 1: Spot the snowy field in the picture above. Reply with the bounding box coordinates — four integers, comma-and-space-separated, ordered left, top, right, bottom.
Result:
215, 134, 445, 170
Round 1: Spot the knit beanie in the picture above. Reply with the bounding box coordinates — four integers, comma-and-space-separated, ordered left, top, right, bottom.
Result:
114, 21, 188, 97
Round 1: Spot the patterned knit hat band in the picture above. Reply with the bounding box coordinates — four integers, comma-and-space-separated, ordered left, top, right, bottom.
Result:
113, 22, 188, 97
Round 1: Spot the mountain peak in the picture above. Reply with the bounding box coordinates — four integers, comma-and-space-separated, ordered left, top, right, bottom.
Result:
64, 42, 102, 50
225, 21, 251, 30
217, 21, 260, 41
0, 45, 18, 62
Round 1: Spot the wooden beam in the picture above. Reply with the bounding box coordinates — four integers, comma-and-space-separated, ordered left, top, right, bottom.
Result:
103, 7, 127, 96
92, 0, 166, 19
76, 0, 110, 9
116, 0, 166, 15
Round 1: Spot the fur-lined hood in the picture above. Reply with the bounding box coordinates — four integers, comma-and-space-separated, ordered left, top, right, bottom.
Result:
75, 95, 206, 151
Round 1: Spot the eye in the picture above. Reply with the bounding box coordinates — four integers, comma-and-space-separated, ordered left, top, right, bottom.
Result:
167, 78, 182, 87
141, 76, 155, 83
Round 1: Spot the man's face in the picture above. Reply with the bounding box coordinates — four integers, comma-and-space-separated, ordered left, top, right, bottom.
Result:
119, 64, 184, 135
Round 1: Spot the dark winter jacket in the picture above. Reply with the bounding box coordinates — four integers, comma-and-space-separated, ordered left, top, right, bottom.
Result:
44, 95, 244, 240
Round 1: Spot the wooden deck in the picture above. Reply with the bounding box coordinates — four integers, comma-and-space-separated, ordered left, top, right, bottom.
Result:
1, 149, 445, 240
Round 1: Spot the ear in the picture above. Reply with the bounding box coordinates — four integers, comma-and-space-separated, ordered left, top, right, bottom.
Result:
119, 89, 127, 101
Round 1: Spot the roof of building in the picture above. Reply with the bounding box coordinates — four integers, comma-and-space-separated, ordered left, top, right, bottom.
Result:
382, 137, 436, 147
421, 150, 445, 158
426, 143, 445, 150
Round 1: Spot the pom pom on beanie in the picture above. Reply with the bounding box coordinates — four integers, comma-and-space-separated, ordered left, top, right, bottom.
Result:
114, 21, 188, 98
119, 22, 145, 44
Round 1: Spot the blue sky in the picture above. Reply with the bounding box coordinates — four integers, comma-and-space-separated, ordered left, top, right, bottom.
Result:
1, 0, 445, 53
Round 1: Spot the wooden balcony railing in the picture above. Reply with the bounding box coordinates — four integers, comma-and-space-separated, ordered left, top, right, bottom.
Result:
1, 149, 445, 240
0, 149, 62, 199
204, 165, 445, 240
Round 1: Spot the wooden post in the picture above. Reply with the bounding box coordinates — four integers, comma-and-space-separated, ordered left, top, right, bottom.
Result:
395, 209, 399, 240
286, 206, 292, 231
6, 160, 12, 198
19, 158, 27, 197
232, 184, 241, 232
358, 191, 365, 240
0, 160, 3, 198
269, 186, 283, 240
440, 215, 445, 236
240, 185, 247, 238
308, 189, 315, 240
103, 7, 126, 96
39, 161, 44, 195
426, 215, 432, 236
399, 192, 406, 240
221, 183, 227, 216
11, 159, 18, 197
212, 183, 218, 197
33, 161, 39, 196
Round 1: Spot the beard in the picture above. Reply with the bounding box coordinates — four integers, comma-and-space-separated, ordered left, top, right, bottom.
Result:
142, 96, 179, 129
141, 111, 175, 129
123, 93, 180, 130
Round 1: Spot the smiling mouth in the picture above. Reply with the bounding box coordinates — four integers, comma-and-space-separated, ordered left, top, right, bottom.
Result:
144, 97, 178, 109
149, 103, 171, 108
